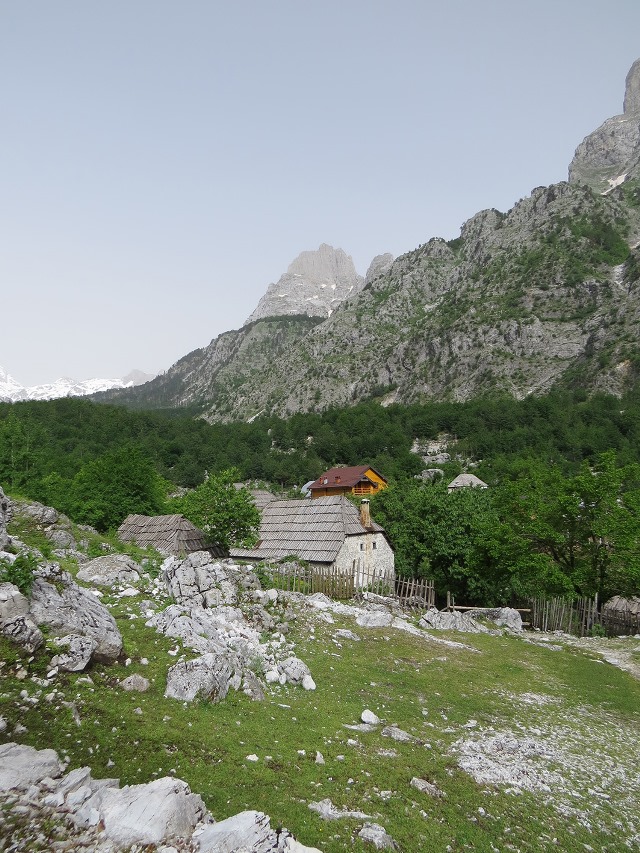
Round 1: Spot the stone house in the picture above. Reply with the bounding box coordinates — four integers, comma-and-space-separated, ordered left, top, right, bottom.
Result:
230, 495, 394, 587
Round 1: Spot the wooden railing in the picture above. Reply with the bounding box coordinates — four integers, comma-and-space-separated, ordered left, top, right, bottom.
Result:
529, 594, 640, 637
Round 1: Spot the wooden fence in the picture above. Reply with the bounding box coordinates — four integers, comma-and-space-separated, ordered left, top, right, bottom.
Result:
529, 594, 640, 637
256, 563, 435, 609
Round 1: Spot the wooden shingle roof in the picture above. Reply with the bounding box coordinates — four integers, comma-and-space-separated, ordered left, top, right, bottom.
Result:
309, 465, 386, 492
230, 496, 384, 564
117, 514, 209, 556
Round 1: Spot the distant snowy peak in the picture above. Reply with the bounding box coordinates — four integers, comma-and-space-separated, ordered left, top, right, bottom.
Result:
0, 367, 156, 403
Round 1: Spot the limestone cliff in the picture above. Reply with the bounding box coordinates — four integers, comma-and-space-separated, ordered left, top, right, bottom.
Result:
245, 243, 364, 323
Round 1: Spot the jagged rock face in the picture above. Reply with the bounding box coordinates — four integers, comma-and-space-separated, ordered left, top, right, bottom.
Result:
569, 58, 640, 191
624, 58, 640, 115
365, 253, 394, 286
245, 243, 364, 323
98, 61, 640, 421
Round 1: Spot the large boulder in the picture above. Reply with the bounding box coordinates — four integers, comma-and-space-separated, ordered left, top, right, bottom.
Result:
197, 810, 279, 853
49, 634, 98, 672
163, 553, 239, 607
165, 653, 241, 703
0, 743, 63, 792
29, 573, 122, 662
0, 582, 43, 653
98, 777, 207, 847
76, 554, 142, 587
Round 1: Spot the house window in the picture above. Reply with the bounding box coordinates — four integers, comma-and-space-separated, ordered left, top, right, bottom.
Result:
360, 543, 364, 551
372, 541, 377, 549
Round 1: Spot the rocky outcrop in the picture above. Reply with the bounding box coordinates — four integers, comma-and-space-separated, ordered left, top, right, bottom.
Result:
0, 742, 320, 852
76, 554, 142, 587
245, 244, 364, 324
569, 58, 640, 192
365, 253, 394, 286
29, 569, 123, 662
419, 607, 523, 634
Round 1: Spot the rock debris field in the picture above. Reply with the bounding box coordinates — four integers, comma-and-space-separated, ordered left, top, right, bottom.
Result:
1, 494, 640, 851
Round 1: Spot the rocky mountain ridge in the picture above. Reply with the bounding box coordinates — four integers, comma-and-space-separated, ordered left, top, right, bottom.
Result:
0, 367, 155, 403
98, 60, 640, 421
245, 243, 368, 324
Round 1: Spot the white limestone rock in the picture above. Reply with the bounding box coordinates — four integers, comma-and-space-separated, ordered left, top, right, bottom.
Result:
358, 822, 398, 850
0, 487, 10, 550
50, 634, 98, 672
98, 777, 206, 847
361, 709, 380, 725
0, 743, 63, 792
77, 554, 142, 587
29, 575, 123, 662
280, 656, 312, 686
308, 798, 371, 821
165, 653, 239, 703
381, 726, 418, 743
356, 611, 393, 629
120, 673, 150, 692
198, 810, 278, 852
419, 608, 491, 633
0, 582, 44, 652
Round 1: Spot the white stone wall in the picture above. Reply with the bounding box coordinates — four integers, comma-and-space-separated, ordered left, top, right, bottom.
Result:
335, 533, 395, 588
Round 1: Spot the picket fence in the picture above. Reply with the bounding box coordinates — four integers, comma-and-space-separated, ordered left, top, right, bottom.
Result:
257, 563, 435, 610
529, 594, 640, 637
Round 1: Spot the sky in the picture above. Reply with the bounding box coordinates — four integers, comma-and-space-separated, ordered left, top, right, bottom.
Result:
2, 1, 640, 386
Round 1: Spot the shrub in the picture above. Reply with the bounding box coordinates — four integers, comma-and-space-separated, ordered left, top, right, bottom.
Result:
0, 552, 38, 596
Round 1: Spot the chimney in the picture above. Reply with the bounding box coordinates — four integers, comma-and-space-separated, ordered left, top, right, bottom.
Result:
360, 499, 371, 528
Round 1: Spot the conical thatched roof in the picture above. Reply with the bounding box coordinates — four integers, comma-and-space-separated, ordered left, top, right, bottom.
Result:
117, 514, 209, 556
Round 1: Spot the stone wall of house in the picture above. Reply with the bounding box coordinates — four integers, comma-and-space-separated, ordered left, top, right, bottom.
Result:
335, 533, 395, 587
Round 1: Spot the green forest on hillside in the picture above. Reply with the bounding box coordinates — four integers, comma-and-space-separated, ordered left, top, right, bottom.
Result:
1, 390, 640, 604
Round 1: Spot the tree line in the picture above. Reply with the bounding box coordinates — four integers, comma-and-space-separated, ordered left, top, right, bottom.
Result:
1, 390, 640, 603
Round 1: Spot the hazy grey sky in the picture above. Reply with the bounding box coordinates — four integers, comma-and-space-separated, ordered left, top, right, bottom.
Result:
2, 1, 639, 386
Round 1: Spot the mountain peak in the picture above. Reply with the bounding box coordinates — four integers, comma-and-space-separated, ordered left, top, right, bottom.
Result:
245, 244, 364, 325
569, 58, 640, 192
624, 58, 640, 115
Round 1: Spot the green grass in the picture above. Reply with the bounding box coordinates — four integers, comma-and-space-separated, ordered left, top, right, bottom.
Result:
2, 596, 640, 852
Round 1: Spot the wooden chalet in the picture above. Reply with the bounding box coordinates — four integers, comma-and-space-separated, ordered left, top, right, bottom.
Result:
308, 465, 388, 499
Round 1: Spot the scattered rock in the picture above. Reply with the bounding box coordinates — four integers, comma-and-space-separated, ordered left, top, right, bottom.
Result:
0, 743, 62, 791
99, 777, 206, 847
361, 709, 380, 725
410, 777, 446, 798
120, 673, 151, 692
381, 725, 418, 743
358, 822, 398, 850
308, 798, 371, 820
